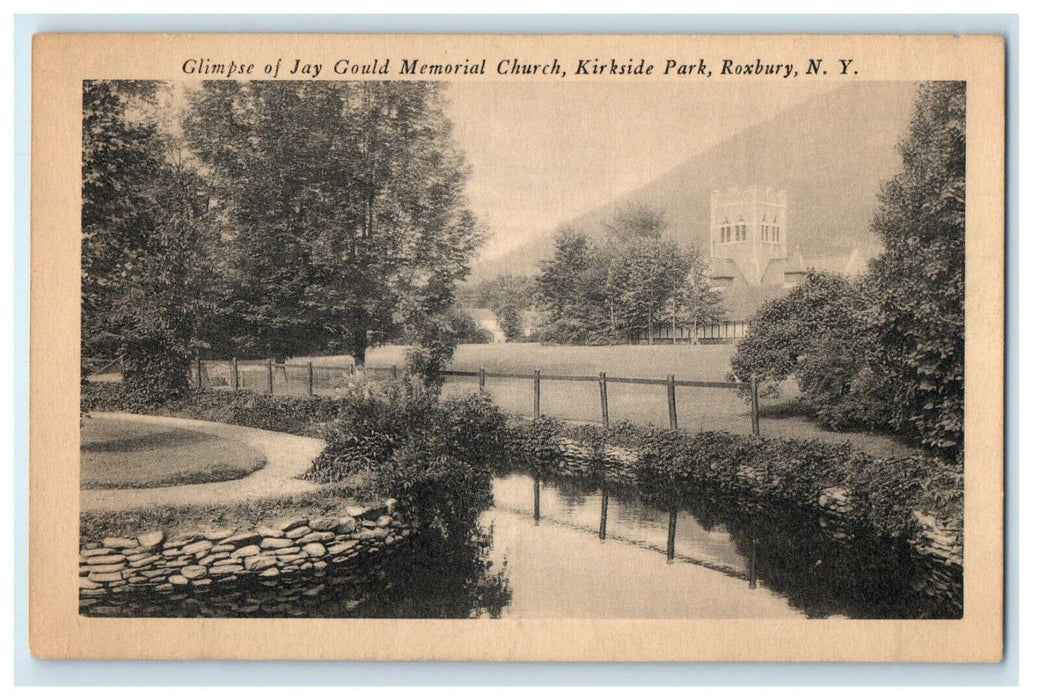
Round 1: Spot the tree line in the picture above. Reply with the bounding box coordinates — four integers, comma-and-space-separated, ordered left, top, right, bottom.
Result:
532, 205, 722, 345
83, 80, 481, 403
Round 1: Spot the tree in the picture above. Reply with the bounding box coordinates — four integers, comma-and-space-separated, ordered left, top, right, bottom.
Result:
183, 81, 480, 366
535, 205, 715, 345
459, 274, 536, 342
600, 207, 692, 344
82, 80, 213, 402
865, 81, 966, 454
727, 82, 965, 456
674, 244, 724, 344
732, 271, 865, 385
607, 235, 691, 343
536, 227, 613, 343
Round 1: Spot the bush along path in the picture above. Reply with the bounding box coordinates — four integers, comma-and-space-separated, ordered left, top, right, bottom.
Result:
509, 417, 963, 618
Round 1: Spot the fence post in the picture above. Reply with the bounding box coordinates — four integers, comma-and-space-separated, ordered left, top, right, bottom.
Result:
533, 369, 541, 419
599, 372, 609, 428
196, 356, 203, 391
479, 367, 486, 394
667, 374, 678, 430
533, 469, 541, 522
666, 510, 678, 562
307, 362, 314, 397
749, 538, 758, 589
599, 486, 609, 540
391, 364, 398, 381
231, 358, 239, 391
751, 377, 761, 436
267, 358, 274, 394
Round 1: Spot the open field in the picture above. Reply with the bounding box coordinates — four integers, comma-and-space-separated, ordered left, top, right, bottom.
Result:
367, 342, 739, 380
81, 415, 266, 489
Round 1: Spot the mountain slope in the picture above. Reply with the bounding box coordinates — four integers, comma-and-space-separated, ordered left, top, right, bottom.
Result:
471, 82, 919, 282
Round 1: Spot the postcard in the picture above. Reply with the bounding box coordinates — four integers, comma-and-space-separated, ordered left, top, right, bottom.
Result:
29, 32, 1004, 661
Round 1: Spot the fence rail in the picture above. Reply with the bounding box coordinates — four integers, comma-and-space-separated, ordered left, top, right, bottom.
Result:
87, 355, 762, 435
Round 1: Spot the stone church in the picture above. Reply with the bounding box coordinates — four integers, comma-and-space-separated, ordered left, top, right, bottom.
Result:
644, 185, 867, 344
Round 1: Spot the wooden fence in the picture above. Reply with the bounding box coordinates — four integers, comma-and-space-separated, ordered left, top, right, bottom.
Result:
85, 356, 761, 435
189, 357, 762, 436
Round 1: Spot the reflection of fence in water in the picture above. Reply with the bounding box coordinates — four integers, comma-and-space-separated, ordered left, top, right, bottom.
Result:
526, 472, 758, 587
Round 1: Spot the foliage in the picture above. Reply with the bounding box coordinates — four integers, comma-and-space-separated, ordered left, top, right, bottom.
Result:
509, 417, 963, 541
82, 382, 347, 436
82, 81, 214, 402
183, 81, 481, 365
444, 306, 494, 344
535, 227, 606, 343
731, 271, 881, 430
460, 274, 537, 341
535, 205, 717, 344
496, 303, 525, 341
305, 381, 437, 482
728, 82, 966, 458
865, 81, 966, 455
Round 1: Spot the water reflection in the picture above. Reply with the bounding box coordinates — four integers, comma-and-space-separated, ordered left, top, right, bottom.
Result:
482, 476, 798, 618
488, 471, 958, 619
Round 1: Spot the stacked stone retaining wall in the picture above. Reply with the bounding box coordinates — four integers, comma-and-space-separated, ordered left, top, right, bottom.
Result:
80, 500, 411, 615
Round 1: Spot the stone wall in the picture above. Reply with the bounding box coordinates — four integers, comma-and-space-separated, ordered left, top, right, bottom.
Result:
80, 499, 412, 616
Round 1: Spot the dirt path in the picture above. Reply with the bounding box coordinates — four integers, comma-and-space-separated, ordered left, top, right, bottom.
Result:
81, 413, 326, 513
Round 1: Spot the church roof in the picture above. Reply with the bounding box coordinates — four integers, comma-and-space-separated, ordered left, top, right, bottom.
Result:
706, 258, 748, 284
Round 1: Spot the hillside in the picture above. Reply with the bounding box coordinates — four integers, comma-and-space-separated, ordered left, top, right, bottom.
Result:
471, 82, 918, 282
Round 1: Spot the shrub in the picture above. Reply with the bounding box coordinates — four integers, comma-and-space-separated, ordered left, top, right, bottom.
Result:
304, 381, 438, 482
510, 416, 963, 542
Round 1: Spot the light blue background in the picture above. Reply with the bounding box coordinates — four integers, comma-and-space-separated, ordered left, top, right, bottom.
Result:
12, 13, 1019, 686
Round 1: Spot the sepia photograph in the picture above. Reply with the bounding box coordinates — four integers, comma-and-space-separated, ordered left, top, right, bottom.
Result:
29, 32, 1005, 661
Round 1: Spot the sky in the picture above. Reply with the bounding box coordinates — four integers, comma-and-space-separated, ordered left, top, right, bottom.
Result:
445, 81, 838, 263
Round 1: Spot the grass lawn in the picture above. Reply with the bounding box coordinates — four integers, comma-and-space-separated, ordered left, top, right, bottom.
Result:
212, 342, 915, 459
81, 415, 267, 489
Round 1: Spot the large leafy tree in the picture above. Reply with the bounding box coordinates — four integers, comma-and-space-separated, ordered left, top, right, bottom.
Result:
183, 81, 480, 365
866, 81, 966, 454
536, 226, 612, 343
82, 80, 212, 402
606, 235, 692, 343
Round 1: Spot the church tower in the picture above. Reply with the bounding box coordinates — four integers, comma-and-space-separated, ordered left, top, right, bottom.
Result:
709, 185, 788, 286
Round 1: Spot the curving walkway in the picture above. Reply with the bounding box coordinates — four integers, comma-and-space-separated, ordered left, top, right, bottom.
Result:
81, 412, 326, 513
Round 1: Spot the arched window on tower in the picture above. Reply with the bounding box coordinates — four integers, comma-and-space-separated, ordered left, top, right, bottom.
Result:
720, 217, 731, 243
736, 216, 746, 241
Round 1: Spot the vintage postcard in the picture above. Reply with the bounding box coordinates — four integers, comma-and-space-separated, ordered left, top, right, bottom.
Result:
29, 33, 1005, 661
